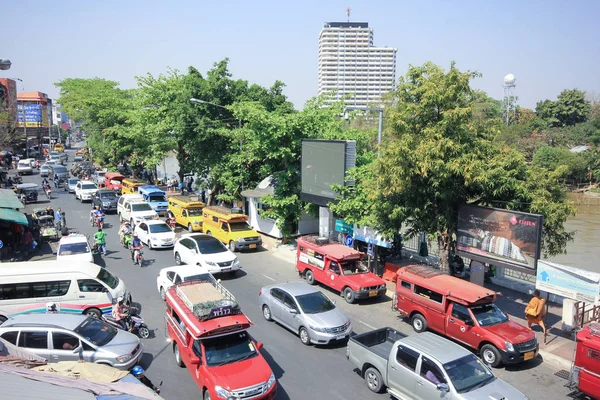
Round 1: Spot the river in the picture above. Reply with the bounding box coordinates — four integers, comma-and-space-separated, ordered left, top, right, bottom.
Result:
547, 193, 600, 274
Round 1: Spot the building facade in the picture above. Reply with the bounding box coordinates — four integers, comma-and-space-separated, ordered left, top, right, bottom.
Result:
17, 91, 53, 147
318, 22, 397, 109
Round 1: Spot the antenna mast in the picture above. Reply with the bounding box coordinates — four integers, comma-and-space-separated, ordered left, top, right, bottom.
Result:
346, 7, 351, 22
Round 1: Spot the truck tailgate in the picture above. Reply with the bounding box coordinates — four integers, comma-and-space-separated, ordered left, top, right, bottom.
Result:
347, 328, 406, 378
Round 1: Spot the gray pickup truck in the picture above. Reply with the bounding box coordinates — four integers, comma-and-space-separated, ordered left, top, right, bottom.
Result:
347, 327, 528, 399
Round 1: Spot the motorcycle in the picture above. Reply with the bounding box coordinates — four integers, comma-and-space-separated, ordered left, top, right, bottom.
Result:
44, 185, 52, 200
132, 246, 144, 267
166, 216, 176, 230
94, 214, 105, 228
102, 308, 150, 339
120, 231, 133, 248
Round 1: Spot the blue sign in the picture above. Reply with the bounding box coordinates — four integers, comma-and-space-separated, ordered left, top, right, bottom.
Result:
536, 260, 600, 304
367, 244, 374, 257
0, 240, 3, 250
335, 219, 354, 234
17, 104, 43, 123
344, 235, 354, 247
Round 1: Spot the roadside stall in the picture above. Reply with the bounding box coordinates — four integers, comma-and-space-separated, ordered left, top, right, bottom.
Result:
0, 208, 29, 260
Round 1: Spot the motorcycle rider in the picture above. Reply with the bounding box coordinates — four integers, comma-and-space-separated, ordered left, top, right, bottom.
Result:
131, 366, 160, 394
93, 227, 108, 256
91, 206, 105, 226
119, 221, 132, 243
112, 296, 131, 330
42, 177, 49, 187
130, 233, 143, 262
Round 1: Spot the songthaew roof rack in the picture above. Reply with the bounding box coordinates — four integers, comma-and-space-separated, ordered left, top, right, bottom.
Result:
403, 265, 443, 279
301, 235, 331, 246
590, 323, 600, 337
204, 206, 243, 215
175, 275, 241, 321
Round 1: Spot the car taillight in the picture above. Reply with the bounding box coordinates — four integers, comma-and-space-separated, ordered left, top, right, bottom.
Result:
258, 289, 262, 296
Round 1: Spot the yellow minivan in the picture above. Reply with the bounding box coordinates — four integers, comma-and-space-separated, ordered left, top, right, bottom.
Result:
121, 178, 145, 195
202, 206, 262, 252
168, 196, 205, 232
53, 143, 64, 152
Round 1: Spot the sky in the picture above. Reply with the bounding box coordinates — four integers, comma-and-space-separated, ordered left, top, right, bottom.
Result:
2, 0, 599, 109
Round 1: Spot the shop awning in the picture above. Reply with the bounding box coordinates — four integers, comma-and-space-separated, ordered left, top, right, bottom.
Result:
0, 189, 24, 209
0, 208, 28, 226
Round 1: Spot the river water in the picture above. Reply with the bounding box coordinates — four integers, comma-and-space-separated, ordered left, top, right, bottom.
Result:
547, 193, 600, 274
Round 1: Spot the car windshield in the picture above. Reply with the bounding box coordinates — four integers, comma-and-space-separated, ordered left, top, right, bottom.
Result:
18, 162, 30, 167
73, 318, 118, 346
69, 178, 80, 184
341, 261, 368, 275
100, 192, 118, 199
82, 184, 97, 190
202, 331, 258, 367
96, 268, 119, 289
58, 242, 90, 255
188, 208, 203, 216
444, 354, 495, 393
295, 291, 336, 314
229, 221, 251, 232
470, 304, 509, 326
132, 203, 152, 212
53, 166, 67, 173
195, 237, 226, 254
148, 194, 166, 202
183, 273, 211, 282
149, 223, 171, 233
46, 161, 56, 165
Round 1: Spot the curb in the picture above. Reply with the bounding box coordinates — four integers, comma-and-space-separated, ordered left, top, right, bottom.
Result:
538, 349, 572, 371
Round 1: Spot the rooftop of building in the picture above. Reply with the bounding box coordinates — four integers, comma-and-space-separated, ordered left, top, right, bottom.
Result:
323, 22, 369, 29
17, 91, 49, 102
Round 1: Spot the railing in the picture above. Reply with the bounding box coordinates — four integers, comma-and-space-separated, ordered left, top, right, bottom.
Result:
574, 301, 600, 328
503, 267, 536, 283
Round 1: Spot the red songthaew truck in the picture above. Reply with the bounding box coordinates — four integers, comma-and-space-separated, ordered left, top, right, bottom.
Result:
569, 323, 600, 398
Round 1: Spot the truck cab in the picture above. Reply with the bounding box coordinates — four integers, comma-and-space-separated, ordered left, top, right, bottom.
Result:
165, 276, 277, 399
295, 236, 386, 304
103, 172, 125, 192
569, 322, 600, 398
393, 265, 537, 367
138, 185, 168, 216
202, 206, 262, 252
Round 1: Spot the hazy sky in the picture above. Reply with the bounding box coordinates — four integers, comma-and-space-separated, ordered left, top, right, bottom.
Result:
2, 0, 599, 109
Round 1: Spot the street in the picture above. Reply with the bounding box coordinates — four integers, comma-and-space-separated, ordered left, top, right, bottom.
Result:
18, 148, 573, 400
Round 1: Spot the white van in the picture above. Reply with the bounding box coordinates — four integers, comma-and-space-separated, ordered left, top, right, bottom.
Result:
0, 261, 128, 323
17, 159, 33, 175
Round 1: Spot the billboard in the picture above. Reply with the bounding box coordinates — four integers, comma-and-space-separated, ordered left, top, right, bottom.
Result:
300, 140, 356, 206
536, 260, 600, 305
17, 103, 43, 127
456, 204, 543, 272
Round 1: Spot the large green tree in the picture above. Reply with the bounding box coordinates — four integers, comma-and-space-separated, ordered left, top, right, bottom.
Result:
536, 89, 591, 127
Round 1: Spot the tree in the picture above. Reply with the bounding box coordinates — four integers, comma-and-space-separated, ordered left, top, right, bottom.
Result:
0, 100, 18, 150
536, 89, 591, 127
516, 107, 536, 125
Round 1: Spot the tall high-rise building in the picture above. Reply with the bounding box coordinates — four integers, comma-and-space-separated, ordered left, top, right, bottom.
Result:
318, 22, 397, 109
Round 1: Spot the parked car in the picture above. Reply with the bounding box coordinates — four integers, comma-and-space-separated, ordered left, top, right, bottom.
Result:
117, 194, 158, 226
64, 177, 80, 193
173, 233, 240, 275
0, 314, 144, 370
91, 189, 119, 213
259, 282, 352, 345
134, 220, 176, 249
75, 180, 98, 202
56, 234, 94, 263
91, 170, 107, 187
156, 265, 211, 300
347, 327, 528, 399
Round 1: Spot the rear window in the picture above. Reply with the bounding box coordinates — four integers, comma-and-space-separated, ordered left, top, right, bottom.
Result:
18, 161, 30, 167
58, 242, 90, 256
195, 237, 227, 254
131, 203, 152, 212
96, 268, 119, 289
52, 166, 67, 173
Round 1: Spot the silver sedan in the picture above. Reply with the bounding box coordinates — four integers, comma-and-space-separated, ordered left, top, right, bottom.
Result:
259, 282, 352, 346
65, 177, 81, 193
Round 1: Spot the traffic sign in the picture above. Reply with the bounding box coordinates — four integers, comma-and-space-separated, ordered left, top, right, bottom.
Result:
367, 244, 374, 257
344, 235, 354, 247
335, 219, 354, 234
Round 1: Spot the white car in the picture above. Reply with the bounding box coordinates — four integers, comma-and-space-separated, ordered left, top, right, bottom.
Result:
117, 195, 159, 226
75, 180, 98, 202
156, 265, 212, 300
17, 160, 33, 175
173, 233, 241, 275
134, 220, 176, 249
56, 234, 94, 263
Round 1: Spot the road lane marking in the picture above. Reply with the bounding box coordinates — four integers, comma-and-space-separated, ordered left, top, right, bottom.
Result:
262, 274, 276, 281
359, 320, 376, 330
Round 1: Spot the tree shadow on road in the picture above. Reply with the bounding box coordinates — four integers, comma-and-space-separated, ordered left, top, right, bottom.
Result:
260, 347, 290, 400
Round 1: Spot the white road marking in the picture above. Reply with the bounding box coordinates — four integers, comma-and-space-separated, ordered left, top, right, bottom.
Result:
359, 320, 376, 330
262, 274, 276, 282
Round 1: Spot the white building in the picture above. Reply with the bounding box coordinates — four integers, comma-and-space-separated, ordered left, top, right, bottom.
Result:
318, 22, 397, 109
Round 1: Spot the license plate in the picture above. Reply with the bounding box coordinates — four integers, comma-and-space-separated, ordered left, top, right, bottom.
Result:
369, 290, 378, 297
524, 351, 535, 361
222, 268, 231, 272
249, 244, 257, 249
336, 335, 346, 340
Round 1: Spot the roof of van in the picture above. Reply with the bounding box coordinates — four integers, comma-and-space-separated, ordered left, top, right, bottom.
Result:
297, 236, 363, 261
397, 265, 496, 304
0, 260, 101, 278
401, 332, 471, 364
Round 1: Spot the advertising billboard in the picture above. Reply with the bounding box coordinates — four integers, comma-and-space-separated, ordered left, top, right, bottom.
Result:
17, 103, 43, 127
300, 140, 356, 206
456, 204, 543, 272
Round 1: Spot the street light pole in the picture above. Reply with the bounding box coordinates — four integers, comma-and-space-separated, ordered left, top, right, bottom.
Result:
0, 59, 11, 70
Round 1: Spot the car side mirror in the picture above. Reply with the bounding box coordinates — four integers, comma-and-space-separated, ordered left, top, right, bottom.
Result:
256, 341, 263, 351
288, 309, 298, 314
436, 383, 449, 392
464, 319, 474, 326
189, 356, 201, 365
72, 345, 83, 354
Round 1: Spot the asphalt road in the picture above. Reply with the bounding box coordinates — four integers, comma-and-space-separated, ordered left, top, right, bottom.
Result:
16, 146, 573, 400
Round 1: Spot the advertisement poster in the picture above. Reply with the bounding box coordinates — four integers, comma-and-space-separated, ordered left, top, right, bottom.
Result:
536, 260, 600, 305
456, 205, 542, 271
17, 103, 43, 127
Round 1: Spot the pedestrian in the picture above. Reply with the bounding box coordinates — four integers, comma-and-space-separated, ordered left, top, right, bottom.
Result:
61, 210, 67, 228
177, 180, 183, 194
187, 176, 194, 193
525, 290, 547, 335
201, 189, 206, 204
94, 227, 108, 256
22, 229, 33, 252
53, 175, 59, 188
55, 208, 63, 229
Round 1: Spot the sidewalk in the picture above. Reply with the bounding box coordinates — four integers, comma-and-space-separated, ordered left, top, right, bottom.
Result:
265, 236, 576, 371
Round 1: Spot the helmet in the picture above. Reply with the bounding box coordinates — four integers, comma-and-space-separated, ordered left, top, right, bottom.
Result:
133, 233, 138, 237
132, 366, 144, 376
117, 296, 124, 303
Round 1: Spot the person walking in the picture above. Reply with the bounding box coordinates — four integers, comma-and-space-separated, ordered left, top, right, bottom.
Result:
187, 176, 194, 193
55, 207, 63, 229
93, 227, 108, 256
525, 290, 547, 335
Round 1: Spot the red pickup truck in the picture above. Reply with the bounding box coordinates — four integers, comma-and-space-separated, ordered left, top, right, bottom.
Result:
393, 265, 537, 367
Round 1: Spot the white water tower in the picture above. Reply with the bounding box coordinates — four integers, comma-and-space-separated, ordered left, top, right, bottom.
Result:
503, 74, 517, 125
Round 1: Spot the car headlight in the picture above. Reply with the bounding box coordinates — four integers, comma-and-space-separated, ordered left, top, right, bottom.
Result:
360, 287, 368, 291
266, 372, 276, 389
150, 236, 157, 241
309, 325, 327, 333
116, 354, 133, 363
237, 237, 245, 243
505, 341, 515, 352
206, 261, 218, 267
379, 284, 386, 290
102, 202, 110, 207
214, 386, 232, 399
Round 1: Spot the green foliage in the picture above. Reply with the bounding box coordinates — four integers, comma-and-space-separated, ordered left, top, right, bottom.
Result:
536, 89, 591, 127
532, 145, 588, 182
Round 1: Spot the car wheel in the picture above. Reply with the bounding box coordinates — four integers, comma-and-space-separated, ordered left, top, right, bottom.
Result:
411, 313, 428, 333
262, 305, 273, 321
481, 344, 502, 368
175, 252, 182, 265
173, 343, 185, 368
188, 224, 193, 233
365, 367, 384, 393
299, 327, 311, 346
305, 270, 315, 285
160, 287, 166, 301
130, 219, 134, 227
147, 241, 152, 250
229, 241, 237, 252
138, 326, 150, 339
85, 308, 102, 319
203, 391, 211, 400
343, 287, 356, 304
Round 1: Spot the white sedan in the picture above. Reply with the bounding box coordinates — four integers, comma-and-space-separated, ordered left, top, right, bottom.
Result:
173, 233, 241, 275
134, 220, 176, 249
75, 180, 98, 202
156, 265, 212, 300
